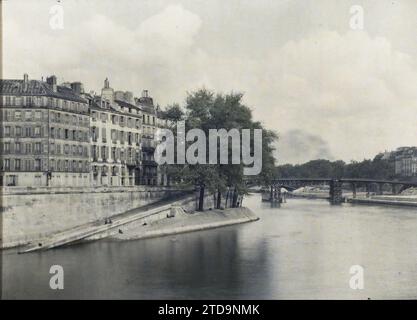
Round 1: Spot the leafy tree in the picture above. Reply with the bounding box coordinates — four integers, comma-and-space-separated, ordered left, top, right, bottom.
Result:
160, 89, 277, 210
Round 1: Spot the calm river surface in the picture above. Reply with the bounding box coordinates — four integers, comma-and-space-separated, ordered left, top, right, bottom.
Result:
2, 194, 417, 299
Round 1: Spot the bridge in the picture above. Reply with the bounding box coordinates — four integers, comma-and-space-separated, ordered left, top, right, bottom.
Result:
266, 178, 417, 204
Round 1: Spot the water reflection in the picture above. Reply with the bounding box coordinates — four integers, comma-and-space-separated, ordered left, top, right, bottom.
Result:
2, 194, 417, 299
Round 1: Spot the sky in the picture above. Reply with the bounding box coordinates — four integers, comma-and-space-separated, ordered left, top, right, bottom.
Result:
3, 0, 417, 164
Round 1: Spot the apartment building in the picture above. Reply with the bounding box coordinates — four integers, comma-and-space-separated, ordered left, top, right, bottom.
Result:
86, 79, 142, 187
0, 74, 90, 187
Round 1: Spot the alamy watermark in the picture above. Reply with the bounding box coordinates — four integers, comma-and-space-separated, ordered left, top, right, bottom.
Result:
154, 121, 263, 175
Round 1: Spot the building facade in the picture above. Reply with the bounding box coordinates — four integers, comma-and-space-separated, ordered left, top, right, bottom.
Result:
0, 74, 167, 188
394, 147, 417, 177
0, 74, 90, 187
135, 90, 160, 185
86, 79, 142, 187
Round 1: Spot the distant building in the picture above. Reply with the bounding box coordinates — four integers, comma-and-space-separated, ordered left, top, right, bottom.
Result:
394, 147, 417, 177
85, 79, 142, 187
0, 74, 91, 187
0, 74, 167, 187
135, 90, 160, 185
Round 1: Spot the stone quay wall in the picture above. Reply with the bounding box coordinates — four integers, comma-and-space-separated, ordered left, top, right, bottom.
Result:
0, 186, 186, 248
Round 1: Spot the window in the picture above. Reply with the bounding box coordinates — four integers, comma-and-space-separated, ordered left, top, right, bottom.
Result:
15, 110, 21, 120
65, 129, 69, 139
4, 159, 11, 170
102, 128, 106, 142
15, 142, 21, 153
4, 126, 10, 136
25, 96, 33, 106
101, 146, 108, 161
35, 111, 42, 120
15, 159, 21, 171
25, 143, 32, 154
4, 142, 10, 153
23, 159, 30, 171
34, 126, 41, 136
16, 126, 22, 137
34, 159, 41, 171
34, 142, 41, 154
25, 127, 31, 137
25, 110, 31, 120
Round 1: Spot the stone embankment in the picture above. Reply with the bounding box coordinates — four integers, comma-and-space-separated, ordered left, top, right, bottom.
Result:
1, 186, 187, 248
15, 192, 259, 253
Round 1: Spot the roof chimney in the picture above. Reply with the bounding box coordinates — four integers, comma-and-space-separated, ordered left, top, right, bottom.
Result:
46, 75, 57, 92
23, 73, 29, 83
71, 82, 84, 95
142, 90, 149, 98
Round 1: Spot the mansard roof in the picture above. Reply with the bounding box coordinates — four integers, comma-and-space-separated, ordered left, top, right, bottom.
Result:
0, 79, 87, 103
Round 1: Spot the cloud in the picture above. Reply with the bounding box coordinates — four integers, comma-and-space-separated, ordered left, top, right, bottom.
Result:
3, 1, 417, 164
3, 4, 205, 101
276, 130, 334, 165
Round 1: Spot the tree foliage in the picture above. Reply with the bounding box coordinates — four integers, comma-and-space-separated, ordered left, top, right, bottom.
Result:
160, 89, 278, 207
275, 154, 396, 180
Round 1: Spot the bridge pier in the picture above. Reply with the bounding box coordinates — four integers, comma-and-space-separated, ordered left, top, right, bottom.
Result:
351, 182, 357, 199
329, 179, 343, 205
365, 184, 370, 198
377, 183, 384, 195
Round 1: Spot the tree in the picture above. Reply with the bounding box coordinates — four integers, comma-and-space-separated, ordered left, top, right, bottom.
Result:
160, 89, 277, 210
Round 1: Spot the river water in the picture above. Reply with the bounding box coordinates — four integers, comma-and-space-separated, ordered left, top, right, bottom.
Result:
2, 194, 417, 299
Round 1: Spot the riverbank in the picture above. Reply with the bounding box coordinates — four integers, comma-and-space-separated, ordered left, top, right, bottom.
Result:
347, 195, 417, 207
290, 191, 417, 207
110, 207, 259, 241
14, 192, 259, 253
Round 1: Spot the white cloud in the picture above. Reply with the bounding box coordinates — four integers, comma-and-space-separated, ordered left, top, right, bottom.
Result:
3, 1, 417, 164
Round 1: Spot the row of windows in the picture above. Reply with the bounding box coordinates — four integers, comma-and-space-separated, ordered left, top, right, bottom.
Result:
91, 146, 139, 162
91, 111, 141, 129
2, 142, 89, 157
1, 158, 89, 172
2, 96, 88, 114
2, 125, 44, 138
49, 112, 89, 127
50, 127, 89, 142
1, 125, 89, 142
92, 165, 130, 176
91, 127, 140, 145
2, 109, 45, 122
0, 96, 88, 113
2, 109, 89, 127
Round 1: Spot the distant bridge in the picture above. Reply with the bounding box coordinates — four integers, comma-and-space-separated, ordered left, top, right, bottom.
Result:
264, 178, 417, 204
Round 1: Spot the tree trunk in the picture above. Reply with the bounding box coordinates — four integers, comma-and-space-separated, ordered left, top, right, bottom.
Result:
198, 185, 205, 211
225, 188, 230, 208
216, 190, 222, 209
232, 187, 238, 208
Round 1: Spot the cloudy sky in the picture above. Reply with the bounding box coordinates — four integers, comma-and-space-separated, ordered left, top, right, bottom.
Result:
3, 0, 417, 164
